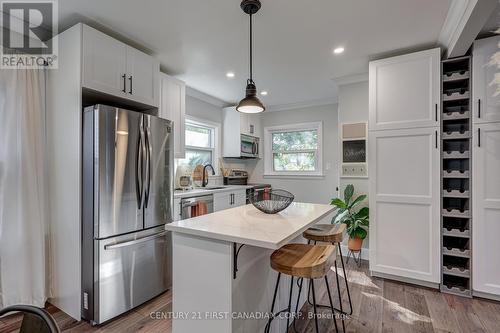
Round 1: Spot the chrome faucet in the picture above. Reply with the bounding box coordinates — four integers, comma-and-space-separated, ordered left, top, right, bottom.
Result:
202, 164, 215, 187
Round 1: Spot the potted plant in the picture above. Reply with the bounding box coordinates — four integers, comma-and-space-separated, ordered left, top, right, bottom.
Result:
330, 184, 369, 251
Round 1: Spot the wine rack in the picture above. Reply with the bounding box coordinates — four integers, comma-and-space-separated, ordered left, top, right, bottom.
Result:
441, 56, 472, 297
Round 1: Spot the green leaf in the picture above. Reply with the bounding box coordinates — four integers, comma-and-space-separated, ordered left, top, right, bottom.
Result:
349, 194, 367, 209
332, 209, 348, 224
358, 218, 369, 226
354, 207, 369, 219
331, 198, 347, 209
352, 227, 367, 239
344, 185, 354, 205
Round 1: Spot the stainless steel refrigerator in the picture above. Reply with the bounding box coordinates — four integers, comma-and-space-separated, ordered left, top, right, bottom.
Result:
82, 104, 173, 324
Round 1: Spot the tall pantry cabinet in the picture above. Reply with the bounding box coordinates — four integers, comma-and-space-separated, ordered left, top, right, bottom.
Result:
368, 48, 441, 285
472, 35, 500, 299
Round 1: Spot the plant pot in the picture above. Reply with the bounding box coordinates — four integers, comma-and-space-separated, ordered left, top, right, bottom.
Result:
348, 237, 363, 252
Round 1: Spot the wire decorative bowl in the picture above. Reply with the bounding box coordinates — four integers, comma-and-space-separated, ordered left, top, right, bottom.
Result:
249, 189, 294, 214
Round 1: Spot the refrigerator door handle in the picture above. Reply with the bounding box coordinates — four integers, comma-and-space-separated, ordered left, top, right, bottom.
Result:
136, 121, 143, 209
104, 231, 167, 250
144, 122, 152, 208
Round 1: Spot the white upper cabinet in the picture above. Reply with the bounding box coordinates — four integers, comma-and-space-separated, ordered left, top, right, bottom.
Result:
369, 127, 440, 283
369, 48, 440, 131
472, 36, 500, 124
82, 25, 159, 107
159, 73, 186, 158
240, 113, 262, 138
223, 107, 262, 158
126, 47, 159, 107
82, 25, 127, 97
473, 122, 500, 296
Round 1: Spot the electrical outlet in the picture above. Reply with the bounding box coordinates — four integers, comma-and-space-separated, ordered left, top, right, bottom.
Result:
341, 163, 367, 177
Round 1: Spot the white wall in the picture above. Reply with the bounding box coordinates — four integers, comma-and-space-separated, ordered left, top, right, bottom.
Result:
337, 80, 369, 251
185, 95, 223, 123
338, 81, 369, 196
248, 104, 339, 204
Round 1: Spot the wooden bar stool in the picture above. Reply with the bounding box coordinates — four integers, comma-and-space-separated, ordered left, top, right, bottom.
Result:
301, 224, 352, 329
265, 244, 339, 333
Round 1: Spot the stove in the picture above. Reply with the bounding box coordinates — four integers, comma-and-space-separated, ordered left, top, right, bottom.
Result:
246, 183, 272, 204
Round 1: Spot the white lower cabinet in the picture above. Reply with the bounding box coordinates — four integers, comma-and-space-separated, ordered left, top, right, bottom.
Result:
369, 127, 440, 284
173, 198, 182, 222
214, 189, 247, 212
473, 122, 500, 296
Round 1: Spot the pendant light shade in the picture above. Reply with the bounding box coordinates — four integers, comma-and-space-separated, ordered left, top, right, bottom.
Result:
237, 0, 265, 114
236, 80, 265, 113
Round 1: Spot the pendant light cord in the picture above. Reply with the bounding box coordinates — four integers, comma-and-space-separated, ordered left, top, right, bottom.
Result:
249, 13, 253, 82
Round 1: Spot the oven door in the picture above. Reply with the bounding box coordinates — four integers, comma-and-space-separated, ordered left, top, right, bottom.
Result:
241, 135, 259, 158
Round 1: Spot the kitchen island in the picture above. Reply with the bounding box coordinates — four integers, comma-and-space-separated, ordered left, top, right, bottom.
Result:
165, 202, 335, 333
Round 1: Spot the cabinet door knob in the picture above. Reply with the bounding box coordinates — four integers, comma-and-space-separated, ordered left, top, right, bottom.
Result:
129, 76, 133, 94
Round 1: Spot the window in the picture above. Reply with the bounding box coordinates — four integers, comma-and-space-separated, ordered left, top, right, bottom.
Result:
177, 118, 219, 170
264, 122, 323, 176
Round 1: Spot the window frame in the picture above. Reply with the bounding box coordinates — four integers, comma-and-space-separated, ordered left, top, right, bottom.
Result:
179, 115, 221, 173
264, 121, 323, 177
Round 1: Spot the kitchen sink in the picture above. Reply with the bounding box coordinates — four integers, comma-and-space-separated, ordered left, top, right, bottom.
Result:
201, 186, 226, 190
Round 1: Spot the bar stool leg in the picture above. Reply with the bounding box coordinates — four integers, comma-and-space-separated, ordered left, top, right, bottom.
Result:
325, 276, 339, 333
310, 279, 320, 333
265, 273, 281, 333
337, 244, 353, 315
285, 276, 294, 333
334, 260, 346, 333
306, 240, 317, 306
293, 277, 304, 333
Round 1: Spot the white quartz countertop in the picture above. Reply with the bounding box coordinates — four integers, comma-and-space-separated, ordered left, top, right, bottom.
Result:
174, 185, 253, 199
165, 202, 336, 249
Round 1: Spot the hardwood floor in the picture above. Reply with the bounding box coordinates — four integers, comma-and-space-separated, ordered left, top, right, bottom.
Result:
1, 260, 499, 333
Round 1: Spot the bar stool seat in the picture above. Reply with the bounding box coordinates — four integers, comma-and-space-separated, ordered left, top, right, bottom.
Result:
271, 243, 335, 279
303, 223, 346, 243
301, 223, 351, 333
265, 243, 340, 333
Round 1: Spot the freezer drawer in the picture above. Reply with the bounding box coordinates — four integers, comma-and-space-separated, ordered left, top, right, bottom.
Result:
94, 227, 171, 324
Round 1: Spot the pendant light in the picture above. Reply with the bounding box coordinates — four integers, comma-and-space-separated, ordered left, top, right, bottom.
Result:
236, 0, 265, 114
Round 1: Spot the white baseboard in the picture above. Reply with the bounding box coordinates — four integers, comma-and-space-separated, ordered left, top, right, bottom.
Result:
370, 271, 440, 289
473, 290, 500, 302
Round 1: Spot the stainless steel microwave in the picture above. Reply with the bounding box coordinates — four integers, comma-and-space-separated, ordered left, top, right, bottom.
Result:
240, 134, 259, 158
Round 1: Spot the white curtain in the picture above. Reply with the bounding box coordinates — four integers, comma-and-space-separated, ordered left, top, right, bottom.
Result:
0, 67, 50, 308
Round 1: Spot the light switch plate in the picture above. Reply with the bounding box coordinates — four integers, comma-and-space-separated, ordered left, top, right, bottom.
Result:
341, 163, 367, 178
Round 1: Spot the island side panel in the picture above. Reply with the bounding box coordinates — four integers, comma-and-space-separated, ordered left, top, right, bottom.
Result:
172, 232, 233, 333
231, 235, 308, 332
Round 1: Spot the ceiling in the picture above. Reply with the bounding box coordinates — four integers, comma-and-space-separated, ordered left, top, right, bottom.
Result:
481, 2, 500, 36
57, 0, 452, 108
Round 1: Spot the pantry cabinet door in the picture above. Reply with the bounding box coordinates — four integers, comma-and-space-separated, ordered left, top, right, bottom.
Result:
369, 48, 440, 131
126, 47, 159, 107
369, 127, 440, 283
82, 25, 127, 97
472, 123, 500, 296
472, 36, 500, 124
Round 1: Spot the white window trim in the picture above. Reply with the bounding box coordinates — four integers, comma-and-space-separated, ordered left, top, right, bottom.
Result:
183, 115, 221, 174
264, 121, 323, 177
